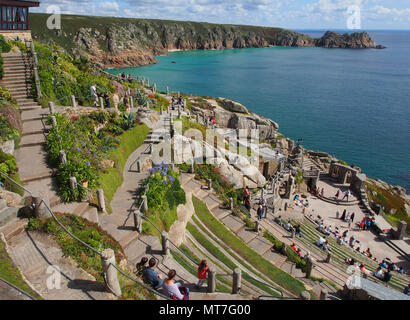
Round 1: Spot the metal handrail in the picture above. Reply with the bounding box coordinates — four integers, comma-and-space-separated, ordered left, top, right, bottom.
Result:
0, 173, 169, 301
0, 276, 37, 300
75, 182, 97, 194
110, 264, 171, 300
0, 172, 33, 195
258, 295, 298, 300
327, 293, 342, 300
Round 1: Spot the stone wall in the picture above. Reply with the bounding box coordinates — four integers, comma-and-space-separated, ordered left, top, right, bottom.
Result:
0, 31, 32, 42
329, 161, 359, 185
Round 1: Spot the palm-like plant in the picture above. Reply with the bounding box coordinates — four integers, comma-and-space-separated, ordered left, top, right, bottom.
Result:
135, 90, 151, 108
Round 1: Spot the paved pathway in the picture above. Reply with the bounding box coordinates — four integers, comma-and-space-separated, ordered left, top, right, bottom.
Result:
5, 227, 113, 300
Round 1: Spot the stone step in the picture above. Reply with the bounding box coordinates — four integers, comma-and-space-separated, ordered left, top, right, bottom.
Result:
22, 119, 47, 135
0, 199, 6, 211
20, 171, 53, 183
81, 207, 99, 225
2, 78, 29, 84
0, 218, 28, 241
73, 202, 91, 217
19, 134, 45, 148
0, 207, 19, 228
20, 106, 42, 112
7, 83, 32, 90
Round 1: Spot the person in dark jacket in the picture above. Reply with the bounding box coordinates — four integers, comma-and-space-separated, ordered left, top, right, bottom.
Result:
142, 258, 164, 290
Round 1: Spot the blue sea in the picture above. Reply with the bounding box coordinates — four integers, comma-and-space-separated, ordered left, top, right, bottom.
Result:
107, 30, 410, 192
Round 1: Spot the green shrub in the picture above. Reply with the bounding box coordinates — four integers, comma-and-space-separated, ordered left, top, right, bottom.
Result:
0, 36, 11, 53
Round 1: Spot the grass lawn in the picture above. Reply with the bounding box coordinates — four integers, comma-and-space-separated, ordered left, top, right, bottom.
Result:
187, 221, 283, 297
192, 196, 307, 297
99, 123, 149, 213
0, 238, 41, 299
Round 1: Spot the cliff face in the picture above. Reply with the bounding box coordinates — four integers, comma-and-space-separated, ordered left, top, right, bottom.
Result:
29, 13, 383, 68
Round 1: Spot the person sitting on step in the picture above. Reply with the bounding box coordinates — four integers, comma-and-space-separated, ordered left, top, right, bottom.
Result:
163, 269, 189, 300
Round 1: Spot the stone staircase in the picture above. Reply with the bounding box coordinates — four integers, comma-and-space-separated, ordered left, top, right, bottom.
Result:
1, 53, 61, 208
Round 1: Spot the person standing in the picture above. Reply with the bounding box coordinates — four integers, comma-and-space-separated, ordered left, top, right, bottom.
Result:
341, 209, 346, 221
244, 197, 251, 213
243, 186, 250, 203
335, 189, 340, 199
113, 92, 120, 113
347, 218, 352, 229
196, 260, 209, 289
90, 84, 98, 107
320, 188, 324, 198
257, 205, 264, 221
103, 92, 111, 108
351, 212, 355, 224
336, 209, 340, 219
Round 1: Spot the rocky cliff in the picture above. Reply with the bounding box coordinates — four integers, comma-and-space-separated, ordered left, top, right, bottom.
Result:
29, 13, 384, 68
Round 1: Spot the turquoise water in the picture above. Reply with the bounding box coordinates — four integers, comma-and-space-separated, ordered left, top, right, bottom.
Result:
107, 31, 410, 192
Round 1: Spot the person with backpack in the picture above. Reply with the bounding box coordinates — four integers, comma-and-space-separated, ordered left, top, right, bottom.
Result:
257, 204, 264, 221
196, 260, 209, 289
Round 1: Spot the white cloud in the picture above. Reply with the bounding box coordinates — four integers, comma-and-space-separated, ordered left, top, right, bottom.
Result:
100, 1, 120, 12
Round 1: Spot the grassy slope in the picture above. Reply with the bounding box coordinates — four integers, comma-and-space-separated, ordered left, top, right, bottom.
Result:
99, 123, 149, 213
192, 196, 307, 296
0, 238, 41, 299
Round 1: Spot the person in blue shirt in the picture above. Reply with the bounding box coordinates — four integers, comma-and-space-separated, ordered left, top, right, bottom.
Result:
142, 258, 164, 290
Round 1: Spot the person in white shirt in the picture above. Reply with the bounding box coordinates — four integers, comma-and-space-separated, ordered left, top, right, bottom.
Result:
163, 269, 189, 300
90, 84, 98, 107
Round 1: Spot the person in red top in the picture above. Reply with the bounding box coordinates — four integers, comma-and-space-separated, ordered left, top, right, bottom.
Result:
290, 243, 297, 252
243, 186, 250, 202
196, 260, 209, 289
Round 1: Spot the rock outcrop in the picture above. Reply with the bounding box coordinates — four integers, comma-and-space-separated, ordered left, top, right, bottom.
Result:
314, 31, 382, 49
30, 14, 384, 69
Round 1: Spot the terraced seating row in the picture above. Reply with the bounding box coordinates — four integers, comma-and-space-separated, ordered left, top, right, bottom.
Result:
287, 217, 408, 292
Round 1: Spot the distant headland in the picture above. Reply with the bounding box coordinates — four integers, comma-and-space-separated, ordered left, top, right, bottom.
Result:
29, 13, 385, 69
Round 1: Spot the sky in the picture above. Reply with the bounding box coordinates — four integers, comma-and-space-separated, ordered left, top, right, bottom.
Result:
31, 0, 410, 30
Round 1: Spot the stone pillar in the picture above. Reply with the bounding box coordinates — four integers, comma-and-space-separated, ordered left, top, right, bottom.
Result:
97, 188, 106, 213
33, 195, 51, 219
99, 97, 104, 110
167, 105, 170, 114
71, 95, 76, 108
255, 220, 260, 234
48, 102, 55, 114
51, 116, 57, 128
320, 289, 328, 300
178, 108, 181, 119
190, 161, 195, 174
160, 106, 163, 115
142, 195, 148, 213
134, 210, 142, 233
232, 268, 242, 294
229, 198, 234, 211
147, 79, 150, 87
207, 269, 216, 293
196, 114, 199, 123
69, 177, 77, 193
207, 178, 212, 190
184, 99, 187, 111
101, 249, 122, 297
325, 252, 332, 263
166, 86, 169, 96
153, 83, 156, 93
130, 96, 134, 109
305, 257, 314, 278
396, 221, 407, 240
300, 291, 311, 300
161, 232, 169, 255
59, 150, 67, 165
171, 163, 175, 171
